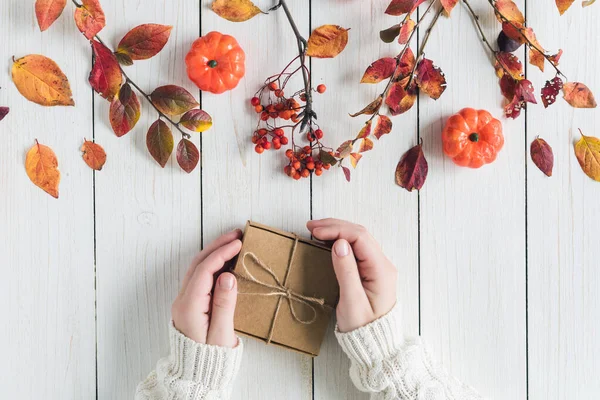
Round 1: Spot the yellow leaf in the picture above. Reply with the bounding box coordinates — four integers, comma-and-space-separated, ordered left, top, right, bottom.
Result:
212, 0, 262, 22
25, 140, 61, 198
306, 25, 349, 59
574, 131, 600, 182
12, 55, 74, 107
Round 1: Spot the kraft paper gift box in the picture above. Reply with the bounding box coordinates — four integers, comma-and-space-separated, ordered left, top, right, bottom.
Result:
232, 221, 339, 356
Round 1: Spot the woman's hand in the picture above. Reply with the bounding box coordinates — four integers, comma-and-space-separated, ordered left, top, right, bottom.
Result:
171, 230, 242, 347
307, 219, 397, 333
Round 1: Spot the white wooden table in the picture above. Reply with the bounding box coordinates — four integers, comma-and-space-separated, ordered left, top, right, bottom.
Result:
1, 1, 599, 399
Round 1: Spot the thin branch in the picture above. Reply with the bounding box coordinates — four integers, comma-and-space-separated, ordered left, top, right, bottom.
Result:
405, 5, 444, 89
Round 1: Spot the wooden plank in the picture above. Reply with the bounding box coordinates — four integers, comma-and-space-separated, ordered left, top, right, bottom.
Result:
200, 1, 313, 399
94, 1, 201, 397
418, 2, 526, 398
526, 4, 600, 399
311, 2, 419, 399
0, 1, 95, 398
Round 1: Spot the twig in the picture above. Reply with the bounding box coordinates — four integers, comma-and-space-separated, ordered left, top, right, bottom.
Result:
405, 5, 444, 89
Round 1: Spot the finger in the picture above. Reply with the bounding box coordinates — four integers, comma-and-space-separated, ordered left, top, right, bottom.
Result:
181, 229, 243, 294
332, 239, 371, 311
184, 239, 242, 300
207, 273, 238, 347
308, 220, 383, 263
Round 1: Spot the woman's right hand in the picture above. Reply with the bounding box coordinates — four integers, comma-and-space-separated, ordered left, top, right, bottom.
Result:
307, 219, 397, 333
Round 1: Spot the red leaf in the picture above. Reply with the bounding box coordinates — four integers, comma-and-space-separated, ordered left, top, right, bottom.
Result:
0, 107, 9, 122
441, 0, 458, 15
342, 166, 351, 182
500, 75, 517, 100
349, 96, 383, 117
150, 85, 199, 116
495, 51, 524, 80
177, 139, 200, 173
505, 79, 536, 119
398, 18, 416, 44
530, 137, 554, 177
415, 58, 447, 100
116, 24, 173, 61
563, 82, 597, 108
393, 48, 416, 80
74, 0, 105, 40
395, 143, 428, 192
349, 153, 362, 168
549, 49, 563, 67
109, 83, 141, 137
359, 137, 374, 153
89, 40, 122, 101
373, 115, 392, 139
541, 77, 563, 108
386, 78, 417, 116
361, 58, 396, 84
81, 139, 107, 171
146, 120, 174, 167
35, 0, 67, 31
385, 0, 426, 15
356, 121, 372, 139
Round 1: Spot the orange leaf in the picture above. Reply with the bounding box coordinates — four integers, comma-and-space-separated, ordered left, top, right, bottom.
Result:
415, 58, 447, 100
361, 57, 396, 84
574, 131, 600, 181
12, 55, 74, 107
359, 137, 374, 153
109, 83, 141, 137
146, 120, 174, 167
556, 0, 575, 14
35, 0, 67, 31
150, 85, 199, 116
116, 24, 173, 61
441, 0, 458, 15
180, 109, 213, 132
495, 51, 524, 80
177, 139, 200, 173
306, 25, 349, 59
349, 153, 362, 168
336, 140, 353, 158
74, 0, 105, 40
81, 140, 107, 171
25, 140, 60, 198
90, 40, 122, 101
495, 0, 525, 24
211, 0, 263, 22
530, 137, 553, 177
349, 96, 383, 117
373, 115, 392, 139
386, 78, 417, 116
393, 48, 416, 81
398, 18, 415, 44
356, 121, 372, 139
563, 82, 597, 108
395, 143, 428, 192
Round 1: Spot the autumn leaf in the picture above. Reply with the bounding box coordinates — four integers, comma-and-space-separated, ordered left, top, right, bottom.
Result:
35, 0, 67, 31
147, 120, 174, 167
574, 131, 600, 181
74, 0, 106, 40
373, 115, 392, 139
349, 153, 362, 168
211, 0, 263, 22
500, 74, 517, 100
109, 83, 141, 137
116, 24, 173, 61
530, 137, 554, 177
505, 79, 536, 118
583, 0, 596, 7
336, 140, 353, 158
90, 40, 122, 101
495, 0, 525, 23
359, 137, 374, 153
556, 0, 576, 14
177, 139, 200, 173
349, 96, 383, 117
386, 78, 417, 116
541, 77, 563, 108
12, 55, 74, 106
25, 140, 60, 198
356, 121, 372, 139
415, 58, 447, 100
81, 140, 107, 171
150, 85, 199, 116
563, 82, 597, 108
393, 48, 416, 81
395, 143, 428, 192
361, 57, 396, 84
180, 109, 213, 132
115, 52, 133, 66
380, 24, 401, 43
0, 107, 9, 122
441, 0, 458, 15
398, 18, 415, 44
342, 166, 351, 182
306, 25, 349, 59
319, 150, 338, 166
495, 51, 524, 80
385, 0, 426, 15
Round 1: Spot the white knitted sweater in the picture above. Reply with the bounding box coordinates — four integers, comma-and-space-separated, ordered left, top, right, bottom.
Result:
136, 305, 482, 400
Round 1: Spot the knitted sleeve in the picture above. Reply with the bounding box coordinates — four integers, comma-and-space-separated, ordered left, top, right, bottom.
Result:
135, 322, 243, 400
335, 305, 483, 400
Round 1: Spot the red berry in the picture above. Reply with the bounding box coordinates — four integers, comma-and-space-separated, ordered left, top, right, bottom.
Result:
303, 146, 311, 154
306, 162, 315, 170
301, 168, 310, 178
285, 149, 293, 158
315, 129, 324, 139
305, 156, 314, 163
260, 112, 269, 121
258, 128, 268, 136
280, 136, 289, 145
307, 133, 314, 142
284, 166, 292, 176
274, 128, 284, 137
293, 172, 301, 180
254, 105, 263, 113
255, 145, 264, 154
293, 161, 301, 170
263, 141, 272, 150
323, 163, 331, 170
315, 168, 323, 176
251, 97, 260, 106
317, 84, 326, 94
268, 82, 278, 91
273, 142, 281, 150
275, 89, 284, 98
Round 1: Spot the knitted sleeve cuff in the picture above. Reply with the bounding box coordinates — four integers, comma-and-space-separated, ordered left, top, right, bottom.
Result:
168, 321, 243, 390
334, 304, 404, 367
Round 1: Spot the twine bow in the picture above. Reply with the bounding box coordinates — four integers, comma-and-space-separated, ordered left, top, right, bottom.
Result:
236, 237, 330, 344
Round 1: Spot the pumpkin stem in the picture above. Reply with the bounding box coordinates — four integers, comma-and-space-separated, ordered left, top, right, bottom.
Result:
207, 60, 218, 68
469, 133, 479, 142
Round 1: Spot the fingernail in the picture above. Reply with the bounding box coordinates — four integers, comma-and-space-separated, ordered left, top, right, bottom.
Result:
219, 274, 235, 290
334, 240, 349, 257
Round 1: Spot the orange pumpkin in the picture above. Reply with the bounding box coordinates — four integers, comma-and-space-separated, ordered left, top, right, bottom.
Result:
185, 31, 245, 94
442, 108, 504, 168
